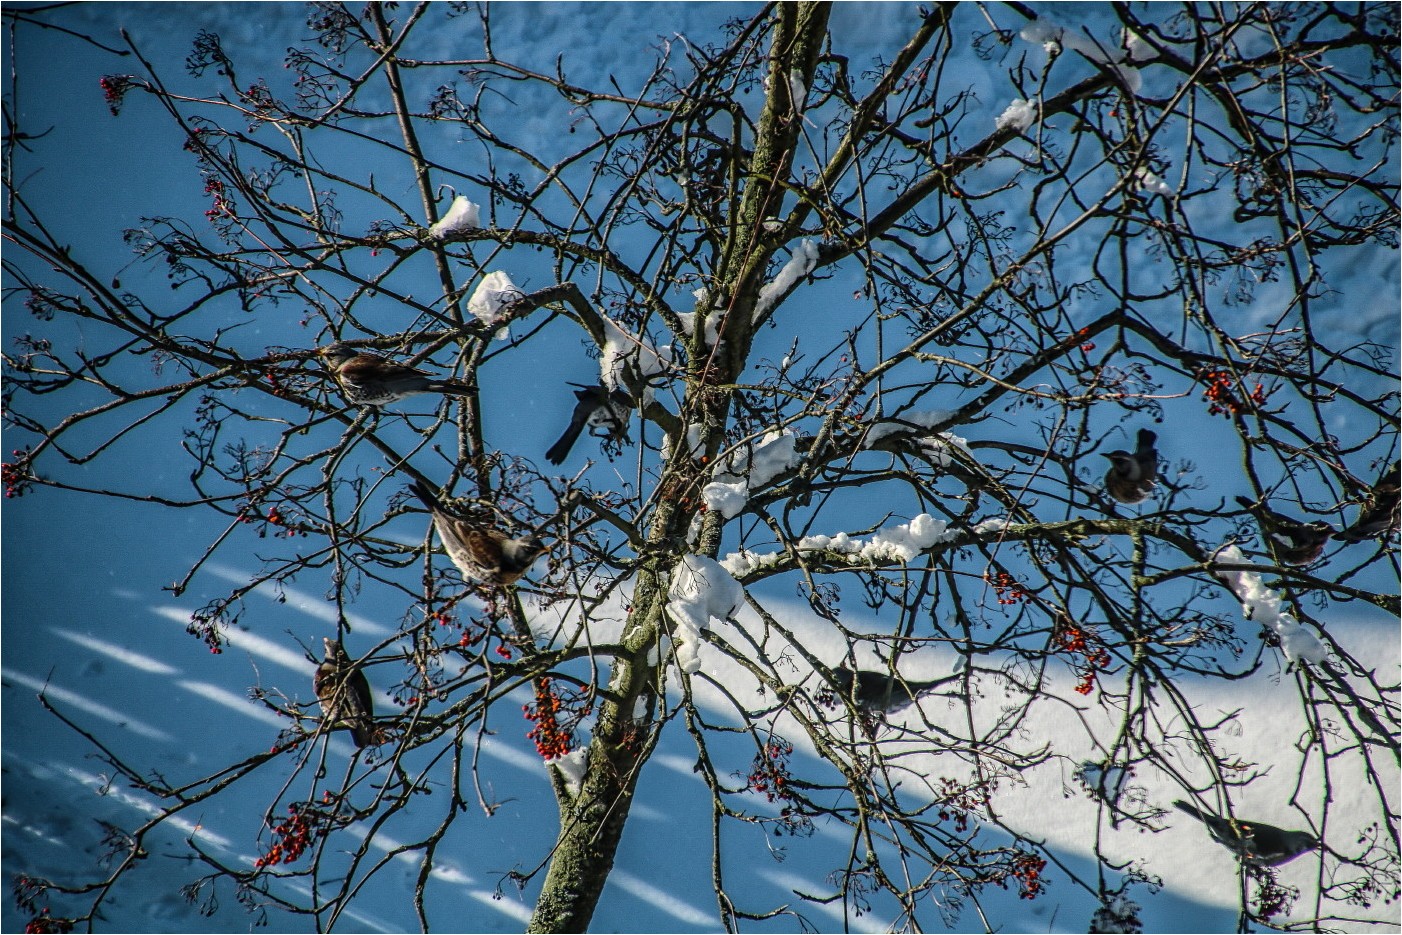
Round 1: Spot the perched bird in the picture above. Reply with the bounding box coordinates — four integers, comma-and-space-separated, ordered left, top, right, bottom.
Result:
410, 480, 547, 586
1338, 462, 1400, 542
1236, 496, 1334, 566
1172, 800, 1319, 867
1101, 429, 1159, 505
832, 665, 946, 714
545, 384, 632, 465
319, 343, 472, 407
314, 638, 376, 748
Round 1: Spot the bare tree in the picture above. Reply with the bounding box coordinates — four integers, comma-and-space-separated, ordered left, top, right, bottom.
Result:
4, 3, 1398, 933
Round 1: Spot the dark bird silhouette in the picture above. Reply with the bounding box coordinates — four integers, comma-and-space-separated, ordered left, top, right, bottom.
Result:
545, 384, 632, 465
1172, 800, 1319, 867
1236, 496, 1334, 566
1338, 461, 1400, 542
832, 665, 946, 714
314, 638, 376, 748
1101, 429, 1159, 505
410, 480, 547, 586
319, 344, 472, 407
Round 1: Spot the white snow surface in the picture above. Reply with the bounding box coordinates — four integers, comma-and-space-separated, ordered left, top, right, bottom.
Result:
466, 270, 522, 329
665, 555, 746, 674
701, 430, 802, 519
599, 315, 673, 392
721, 512, 958, 578
996, 98, 1037, 132
551, 747, 589, 798
427, 195, 481, 238
1214, 544, 1329, 664
755, 239, 819, 317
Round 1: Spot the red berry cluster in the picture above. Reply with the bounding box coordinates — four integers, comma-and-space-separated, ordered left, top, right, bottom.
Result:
746, 739, 795, 804
254, 805, 317, 869
1200, 369, 1268, 418
23, 910, 72, 935
984, 570, 1028, 605
2, 454, 32, 498
235, 501, 306, 538
1009, 852, 1048, 900
263, 368, 290, 398
98, 75, 134, 115
182, 126, 212, 156
1073, 327, 1096, 352
936, 776, 991, 833
523, 678, 573, 760
187, 611, 225, 654
204, 177, 235, 222
1251, 874, 1299, 921
1055, 625, 1111, 695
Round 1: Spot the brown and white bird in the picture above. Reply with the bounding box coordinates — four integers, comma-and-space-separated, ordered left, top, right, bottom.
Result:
1173, 800, 1319, 868
410, 480, 547, 586
1236, 496, 1334, 566
832, 665, 948, 714
1101, 429, 1159, 505
545, 384, 632, 465
314, 638, 376, 748
1338, 461, 1400, 542
319, 343, 472, 407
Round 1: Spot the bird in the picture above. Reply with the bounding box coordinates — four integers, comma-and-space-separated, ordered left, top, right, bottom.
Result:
313, 638, 376, 748
1101, 429, 1159, 505
832, 665, 947, 714
1172, 800, 1319, 867
1235, 496, 1334, 565
545, 384, 633, 465
410, 480, 547, 586
1337, 461, 1400, 542
318, 343, 472, 407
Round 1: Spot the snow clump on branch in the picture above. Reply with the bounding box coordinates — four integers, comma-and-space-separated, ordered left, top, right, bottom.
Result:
666, 555, 745, 674
755, 239, 820, 318
428, 195, 481, 238
1214, 544, 1328, 664
467, 270, 521, 335
701, 430, 802, 519
996, 99, 1037, 132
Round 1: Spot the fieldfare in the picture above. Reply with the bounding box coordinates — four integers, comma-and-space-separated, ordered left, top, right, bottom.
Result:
1173, 800, 1319, 867
545, 384, 633, 465
314, 638, 376, 748
1338, 461, 1400, 542
1236, 496, 1334, 565
832, 665, 947, 714
1101, 428, 1159, 505
319, 343, 472, 407
410, 480, 547, 586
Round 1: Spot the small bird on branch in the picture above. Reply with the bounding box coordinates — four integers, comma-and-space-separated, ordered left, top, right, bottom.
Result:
1172, 799, 1319, 867
546, 384, 632, 465
319, 343, 472, 407
1337, 461, 1400, 542
314, 638, 376, 748
1235, 496, 1334, 566
410, 480, 547, 587
832, 664, 947, 714
1101, 429, 1159, 505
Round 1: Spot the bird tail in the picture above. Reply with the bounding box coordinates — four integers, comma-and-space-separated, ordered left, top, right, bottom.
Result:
427, 379, 473, 396
350, 723, 374, 748
546, 422, 585, 465
1173, 799, 1209, 823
